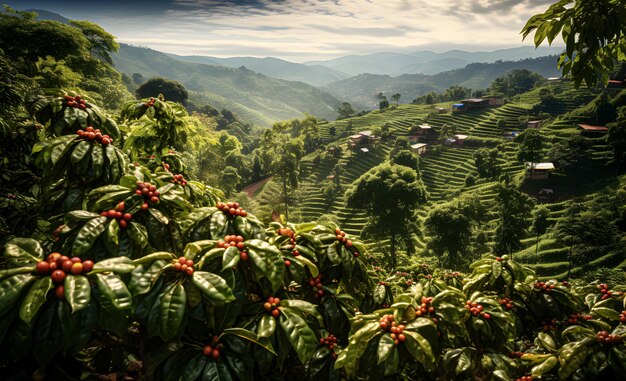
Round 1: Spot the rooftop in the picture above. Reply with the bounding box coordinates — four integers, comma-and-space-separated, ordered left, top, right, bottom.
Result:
454, 134, 469, 140
418, 124, 432, 129
461, 98, 488, 103
578, 124, 608, 132
526, 162, 555, 171
411, 143, 428, 149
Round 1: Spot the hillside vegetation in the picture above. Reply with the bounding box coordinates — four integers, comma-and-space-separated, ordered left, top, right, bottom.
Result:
254, 81, 626, 281
112, 44, 342, 126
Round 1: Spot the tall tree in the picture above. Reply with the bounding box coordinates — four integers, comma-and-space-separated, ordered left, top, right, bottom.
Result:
136, 77, 189, 105
531, 206, 551, 255
337, 102, 355, 119
391, 93, 401, 105
493, 175, 535, 256
522, 0, 626, 87
346, 163, 427, 268
473, 148, 501, 179
425, 196, 483, 268
516, 128, 544, 164
259, 124, 304, 221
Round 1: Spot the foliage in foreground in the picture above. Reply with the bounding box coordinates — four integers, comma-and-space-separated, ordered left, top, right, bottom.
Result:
1, 89, 626, 381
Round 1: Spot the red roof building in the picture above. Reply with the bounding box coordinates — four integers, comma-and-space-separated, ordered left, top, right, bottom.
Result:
578, 124, 608, 133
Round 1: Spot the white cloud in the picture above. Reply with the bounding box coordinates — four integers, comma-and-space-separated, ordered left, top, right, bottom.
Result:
89, 0, 563, 61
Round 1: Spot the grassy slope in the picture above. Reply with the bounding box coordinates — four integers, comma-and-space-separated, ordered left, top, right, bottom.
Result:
254, 82, 624, 279
112, 44, 342, 127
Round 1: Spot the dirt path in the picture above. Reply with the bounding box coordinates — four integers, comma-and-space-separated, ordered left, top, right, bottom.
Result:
240, 176, 273, 198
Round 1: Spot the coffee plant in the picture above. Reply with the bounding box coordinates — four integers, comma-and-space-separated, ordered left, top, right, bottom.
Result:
1, 90, 626, 380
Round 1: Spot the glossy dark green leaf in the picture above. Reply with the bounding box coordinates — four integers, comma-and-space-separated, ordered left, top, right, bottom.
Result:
222, 327, 276, 355
0, 274, 35, 316
65, 275, 91, 312
279, 308, 316, 363
4, 238, 43, 262
92, 256, 136, 274
191, 271, 236, 304
247, 247, 284, 292
377, 333, 395, 364
183, 354, 206, 381
257, 314, 277, 338
222, 246, 240, 270
95, 273, 132, 310
19, 276, 53, 325
72, 216, 107, 257
157, 284, 186, 340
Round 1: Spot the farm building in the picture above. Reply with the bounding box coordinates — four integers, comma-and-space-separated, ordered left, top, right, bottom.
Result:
527, 120, 542, 129
460, 98, 489, 110
577, 124, 608, 135
359, 147, 370, 155
444, 134, 469, 147
608, 80, 625, 88
482, 95, 505, 106
349, 130, 379, 148
435, 107, 446, 113
503, 131, 521, 141
526, 162, 555, 180
411, 143, 428, 155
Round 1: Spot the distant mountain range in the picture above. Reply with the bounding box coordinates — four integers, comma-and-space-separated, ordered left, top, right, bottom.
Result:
168, 54, 349, 87
324, 56, 562, 108
305, 46, 564, 77
112, 44, 342, 126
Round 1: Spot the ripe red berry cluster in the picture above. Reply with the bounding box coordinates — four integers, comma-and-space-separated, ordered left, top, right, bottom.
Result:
37, 253, 94, 299
264, 296, 281, 318
64, 94, 87, 110
216, 201, 248, 217
378, 315, 406, 345
202, 336, 222, 360
415, 296, 435, 317
514, 376, 533, 381
335, 228, 358, 257
135, 181, 160, 208
596, 330, 623, 344
308, 274, 325, 298
395, 271, 410, 277
465, 300, 490, 319
77, 126, 113, 146
509, 351, 524, 359
7, 193, 16, 199
172, 174, 187, 186
565, 313, 592, 325
541, 319, 558, 331
173, 257, 194, 276
443, 271, 462, 278
495, 257, 503, 262
534, 281, 556, 293
144, 97, 156, 107
378, 281, 388, 286
162, 162, 171, 171
597, 283, 616, 300
217, 235, 248, 261
319, 334, 338, 350
620, 311, 626, 323
498, 297, 514, 310
100, 202, 132, 229
278, 227, 299, 259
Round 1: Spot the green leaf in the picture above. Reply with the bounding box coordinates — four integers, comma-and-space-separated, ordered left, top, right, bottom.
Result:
0, 274, 35, 316
19, 276, 53, 325
72, 216, 108, 257
149, 207, 169, 224
377, 333, 395, 364
65, 275, 91, 312
247, 247, 284, 292
279, 299, 322, 325
222, 328, 276, 355
95, 273, 132, 310
4, 238, 43, 262
156, 284, 187, 341
279, 308, 317, 364
92, 256, 136, 274
0, 266, 36, 280
183, 355, 206, 381
191, 271, 236, 304
70, 140, 91, 164
222, 246, 240, 271
403, 330, 435, 369
593, 307, 621, 320
531, 355, 558, 377
258, 314, 277, 338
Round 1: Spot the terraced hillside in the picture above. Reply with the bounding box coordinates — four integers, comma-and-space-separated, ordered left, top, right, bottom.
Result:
253, 83, 625, 279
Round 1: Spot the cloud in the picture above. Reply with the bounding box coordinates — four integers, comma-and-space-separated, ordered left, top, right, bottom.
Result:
12, 0, 562, 61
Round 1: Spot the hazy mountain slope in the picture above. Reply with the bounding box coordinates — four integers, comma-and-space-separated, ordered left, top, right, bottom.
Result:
169, 54, 349, 87
305, 46, 564, 76
324, 56, 562, 108
112, 44, 342, 125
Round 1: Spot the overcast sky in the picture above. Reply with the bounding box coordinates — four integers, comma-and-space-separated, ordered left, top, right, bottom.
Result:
7, 0, 562, 62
